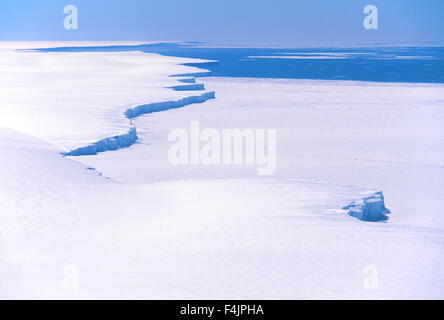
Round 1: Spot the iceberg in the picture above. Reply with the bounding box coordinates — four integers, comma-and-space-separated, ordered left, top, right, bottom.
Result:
343, 191, 391, 222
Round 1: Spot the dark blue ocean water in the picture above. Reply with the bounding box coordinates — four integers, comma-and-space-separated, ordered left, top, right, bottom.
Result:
37, 43, 444, 83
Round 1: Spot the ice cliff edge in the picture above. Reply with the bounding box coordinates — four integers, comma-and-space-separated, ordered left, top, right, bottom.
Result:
343, 191, 391, 222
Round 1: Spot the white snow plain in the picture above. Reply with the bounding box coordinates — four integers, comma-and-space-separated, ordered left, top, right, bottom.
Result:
1, 42, 444, 299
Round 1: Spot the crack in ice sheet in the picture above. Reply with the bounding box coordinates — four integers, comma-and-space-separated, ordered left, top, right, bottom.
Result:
63, 78, 215, 156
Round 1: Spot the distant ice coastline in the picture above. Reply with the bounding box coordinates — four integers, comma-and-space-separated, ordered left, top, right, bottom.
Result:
38, 42, 444, 83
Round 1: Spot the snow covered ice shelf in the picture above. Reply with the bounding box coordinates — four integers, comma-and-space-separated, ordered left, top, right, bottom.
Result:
1, 43, 444, 299
0, 42, 214, 153
80, 77, 444, 228
1, 126, 444, 299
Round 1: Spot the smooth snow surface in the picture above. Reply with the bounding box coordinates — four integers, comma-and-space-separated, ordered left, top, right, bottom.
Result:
1, 42, 444, 299
2, 127, 444, 299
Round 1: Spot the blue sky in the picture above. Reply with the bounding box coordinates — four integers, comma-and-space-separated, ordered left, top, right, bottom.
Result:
0, 0, 443, 45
